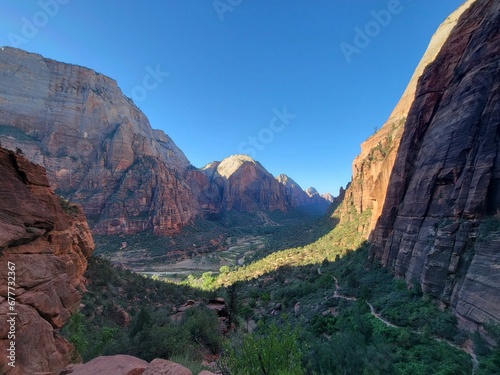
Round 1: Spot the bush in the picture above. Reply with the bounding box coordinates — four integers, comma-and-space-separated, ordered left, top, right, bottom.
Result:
181, 305, 222, 354
62, 312, 87, 361
221, 322, 304, 375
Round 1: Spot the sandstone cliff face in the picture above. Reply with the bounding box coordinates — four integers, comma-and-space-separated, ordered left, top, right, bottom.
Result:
0, 49, 331, 234
370, 0, 500, 331
201, 155, 289, 212
341, 0, 477, 235
0, 47, 196, 235
187, 155, 332, 214
0, 147, 94, 375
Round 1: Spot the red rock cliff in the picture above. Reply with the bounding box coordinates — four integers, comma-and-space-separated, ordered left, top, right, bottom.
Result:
0, 47, 197, 235
339, 0, 477, 236
370, 0, 500, 332
0, 147, 94, 374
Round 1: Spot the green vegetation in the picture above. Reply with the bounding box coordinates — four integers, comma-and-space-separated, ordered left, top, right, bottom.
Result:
61, 256, 219, 372
57, 195, 80, 217
64, 200, 497, 374
219, 321, 304, 375
474, 323, 500, 375
367, 135, 393, 162
208, 203, 370, 287
93, 218, 226, 262
93, 208, 327, 270
216, 245, 473, 374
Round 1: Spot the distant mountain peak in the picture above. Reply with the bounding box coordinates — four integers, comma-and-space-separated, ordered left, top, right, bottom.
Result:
306, 187, 319, 197
322, 192, 334, 203
216, 154, 261, 179
276, 174, 299, 188
201, 161, 220, 171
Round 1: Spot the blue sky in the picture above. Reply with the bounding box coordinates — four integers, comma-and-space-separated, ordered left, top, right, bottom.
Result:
0, 0, 465, 195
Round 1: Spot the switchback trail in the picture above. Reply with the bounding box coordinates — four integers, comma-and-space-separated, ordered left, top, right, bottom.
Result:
332, 277, 479, 374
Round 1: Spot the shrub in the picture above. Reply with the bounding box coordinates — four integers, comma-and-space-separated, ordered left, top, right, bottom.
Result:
181, 305, 222, 354
221, 322, 304, 375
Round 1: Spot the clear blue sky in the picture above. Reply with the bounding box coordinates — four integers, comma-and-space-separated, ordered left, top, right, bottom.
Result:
0, 0, 465, 195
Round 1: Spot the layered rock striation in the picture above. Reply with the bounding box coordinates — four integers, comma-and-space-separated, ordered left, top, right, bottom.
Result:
340, 0, 477, 235
0, 48, 330, 234
0, 47, 196, 235
370, 0, 500, 331
0, 147, 94, 375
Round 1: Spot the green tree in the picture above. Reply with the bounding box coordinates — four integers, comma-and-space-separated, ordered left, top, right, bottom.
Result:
63, 312, 88, 361
129, 307, 152, 338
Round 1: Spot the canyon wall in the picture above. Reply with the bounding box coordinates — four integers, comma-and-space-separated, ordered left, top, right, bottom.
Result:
0, 147, 94, 374
340, 0, 477, 235
0, 47, 197, 235
370, 0, 500, 331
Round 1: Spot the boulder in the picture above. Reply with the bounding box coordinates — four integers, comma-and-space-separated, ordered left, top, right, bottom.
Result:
142, 359, 192, 375
63, 355, 147, 375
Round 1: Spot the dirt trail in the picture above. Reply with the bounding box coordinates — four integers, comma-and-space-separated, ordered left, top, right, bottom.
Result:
333, 277, 396, 328
332, 277, 479, 374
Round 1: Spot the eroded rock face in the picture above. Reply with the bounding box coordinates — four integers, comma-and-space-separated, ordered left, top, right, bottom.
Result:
305, 186, 333, 213
0, 147, 94, 375
370, 0, 500, 331
0, 47, 197, 236
339, 0, 477, 235
276, 174, 309, 207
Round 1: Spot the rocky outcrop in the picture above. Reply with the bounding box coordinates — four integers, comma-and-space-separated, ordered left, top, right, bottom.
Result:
370, 0, 500, 331
0, 47, 197, 236
64, 355, 217, 375
339, 0, 477, 235
0, 147, 94, 375
275, 176, 333, 212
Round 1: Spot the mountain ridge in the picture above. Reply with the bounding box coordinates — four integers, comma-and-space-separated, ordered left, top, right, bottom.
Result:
0, 48, 331, 236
